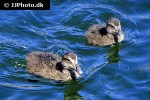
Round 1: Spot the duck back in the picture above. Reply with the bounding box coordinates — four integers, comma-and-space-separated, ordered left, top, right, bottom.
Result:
26, 52, 72, 81
86, 24, 124, 46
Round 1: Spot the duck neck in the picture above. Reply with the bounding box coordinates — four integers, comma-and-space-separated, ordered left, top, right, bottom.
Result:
68, 68, 79, 80
56, 62, 79, 80
112, 32, 119, 43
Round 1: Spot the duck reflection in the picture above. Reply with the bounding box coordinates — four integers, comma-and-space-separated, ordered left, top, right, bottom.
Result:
106, 44, 121, 63
64, 81, 84, 100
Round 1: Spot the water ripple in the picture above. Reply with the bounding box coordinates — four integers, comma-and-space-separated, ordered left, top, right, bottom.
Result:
0, 0, 150, 99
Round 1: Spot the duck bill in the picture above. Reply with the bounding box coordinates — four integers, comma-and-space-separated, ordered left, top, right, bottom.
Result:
76, 64, 83, 74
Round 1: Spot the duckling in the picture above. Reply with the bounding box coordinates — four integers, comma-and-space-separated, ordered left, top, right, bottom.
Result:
86, 18, 124, 46
26, 52, 82, 82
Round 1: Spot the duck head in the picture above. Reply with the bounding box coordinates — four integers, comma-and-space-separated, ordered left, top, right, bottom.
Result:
61, 52, 82, 75
106, 18, 121, 34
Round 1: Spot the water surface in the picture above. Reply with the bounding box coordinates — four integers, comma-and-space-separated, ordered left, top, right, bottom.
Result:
0, 0, 150, 99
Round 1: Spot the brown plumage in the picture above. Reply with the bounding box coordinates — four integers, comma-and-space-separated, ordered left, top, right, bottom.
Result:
26, 52, 82, 82
86, 18, 124, 46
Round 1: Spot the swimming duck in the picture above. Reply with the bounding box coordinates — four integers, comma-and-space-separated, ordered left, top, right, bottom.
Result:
26, 52, 82, 82
86, 18, 124, 46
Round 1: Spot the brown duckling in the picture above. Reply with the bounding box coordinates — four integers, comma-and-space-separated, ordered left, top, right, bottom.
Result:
86, 18, 124, 46
26, 52, 82, 82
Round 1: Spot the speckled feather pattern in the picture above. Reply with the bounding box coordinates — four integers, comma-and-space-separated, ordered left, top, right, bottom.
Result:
86, 24, 124, 46
26, 52, 72, 81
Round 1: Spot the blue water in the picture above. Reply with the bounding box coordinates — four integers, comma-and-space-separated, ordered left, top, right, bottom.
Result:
0, 0, 150, 99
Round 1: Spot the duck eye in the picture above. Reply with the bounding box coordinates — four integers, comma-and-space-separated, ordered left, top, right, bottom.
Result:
66, 59, 70, 62
63, 58, 70, 62
108, 24, 114, 28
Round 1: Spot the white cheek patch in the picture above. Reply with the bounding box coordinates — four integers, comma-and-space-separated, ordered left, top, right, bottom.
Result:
74, 54, 78, 65
68, 57, 76, 68
68, 56, 83, 74
68, 54, 78, 67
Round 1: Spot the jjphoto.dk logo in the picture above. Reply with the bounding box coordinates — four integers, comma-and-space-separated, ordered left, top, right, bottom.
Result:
4, 2, 44, 8
1, 0, 50, 10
